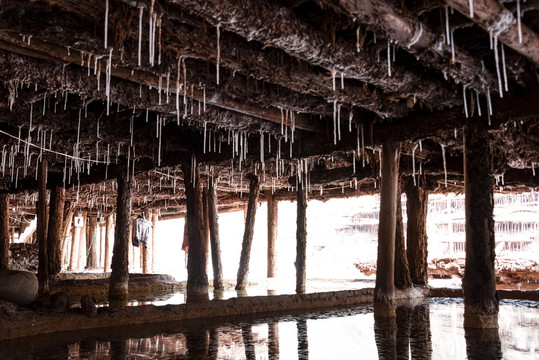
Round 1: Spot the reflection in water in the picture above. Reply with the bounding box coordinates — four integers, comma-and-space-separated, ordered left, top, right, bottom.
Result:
0, 298, 537, 359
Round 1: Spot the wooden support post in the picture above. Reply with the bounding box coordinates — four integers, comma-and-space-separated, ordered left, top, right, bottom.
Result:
207, 180, 224, 290
203, 189, 211, 276
266, 191, 278, 279
182, 159, 209, 301
37, 159, 49, 294
87, 217, 98, 268
109, 159, 132, 304
0, 194, 9, 270
404, 175, 429, 285
46, 185, 65, 276
463, 120, 498, 328
69, 210, 81, 271
374, 139, 399, 317
77, 212, 87, 271
60, 205, 74, 270
104, 213, 114, 272
296, 183, 307, 294
151, 212, 158, 272
394, 180, 412, 289
235, 174, 261, 291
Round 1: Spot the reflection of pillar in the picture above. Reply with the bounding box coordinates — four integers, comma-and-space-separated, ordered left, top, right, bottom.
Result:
374, 139, 399, 317
296, 318, 309, 360
296, 183, 307, 294
395, 306, 412, 359
464, 327, 502, 359
236, 174, 260, 290
242, 325, 256, 360
0, 194, 9, 270
374, 316, 397, 360
268, 322, 280, 360
267, 191, 278, 279
109, 339, 129, 358
185, 330, 210, 358
109, 159, 132, 305
209, 328, 220, 360
463, 120, 498, 328
411, 304, 432, 359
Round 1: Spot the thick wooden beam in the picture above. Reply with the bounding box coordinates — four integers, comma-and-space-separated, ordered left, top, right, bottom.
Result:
295, 183, 307, 294
0, 194, 9, 270
109, 159, 132, 304
374, 139, 399, 317
333, 0, 495, 91
207, 181, 224, 290
446, 0, 539, 64
168, 0, 460, 108
235, 174, 260, 290
182, 159, 209, 301
463, 119, 498, 328
47, 184, 65, 276
404, 175, 429, 286
37, 159, 49, 294
266, 191, 278, 279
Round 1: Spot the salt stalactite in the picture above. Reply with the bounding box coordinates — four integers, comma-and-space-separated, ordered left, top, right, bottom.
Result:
501, 43, 508, 92
203, 121, 207, 154
138, 7, 143, 66
387, 41, 391, 77
166, 72, 170, 104
532, 163, 535, 176
216, 24, 221, 85
260, 130, 264, 171
158, 116, 162, 166
348, 110, 353, 132
42, 93, 46, 116
158, 73, 162, 105
106, 49, 112, 115
463, 84, 469, 118
291, 111, 296, 143
157, 17, 162, 66
412, 144, 418, 186
76, 108, 81, 170
332, 68, 336, 91
341, 72, 344, 89
441, 144, 448, 188
176, 58, 181, 125
445, 5, 451, 45
333, 101, 337, 145
487, 87, 493, 125
475, 90, 482, 116
284, 110, 288, 140
361, 123, 365, 167
104, 0, 109, 49
451, 29, 455, 63
469, 0, 474, 18
337, 104, 342, 141
203, 86, 206, 112
493, 37, 503, 98
517, 0, 522, 44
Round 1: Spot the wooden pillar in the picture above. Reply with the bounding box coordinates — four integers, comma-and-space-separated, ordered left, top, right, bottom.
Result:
87, 217, 98, 268
37, 159, 49, 294
77, 212, 87, 271
104, 213, 114, 272
463, 120, 498, 328
182, 159, 209, 301
60, 205, 74, 270
46, 185, 65, 276
151, 212, 158, 272
69, 210, 81, 271
235, 174, 261, 290
374, 139, 399, 317
404, 175, 429, 285
296, 183, 307, 294
207, 180, 224, 290
141, 219, 150, 274
394, 181, 412, 289
202, 190, 211, 275
109, 159, 132, 304
266, 191, 278, 279
0, 194, 9, 270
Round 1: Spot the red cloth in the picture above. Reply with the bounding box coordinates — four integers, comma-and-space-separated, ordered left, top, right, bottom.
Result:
182, 222, 189, 253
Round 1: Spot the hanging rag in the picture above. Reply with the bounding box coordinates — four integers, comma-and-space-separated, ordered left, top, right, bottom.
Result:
132, 215, 153, 248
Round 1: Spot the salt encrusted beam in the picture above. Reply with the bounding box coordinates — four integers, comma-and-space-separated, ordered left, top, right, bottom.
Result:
446, 0, 539, 64
166, 0, 461, 108
332, 0, 496, 91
